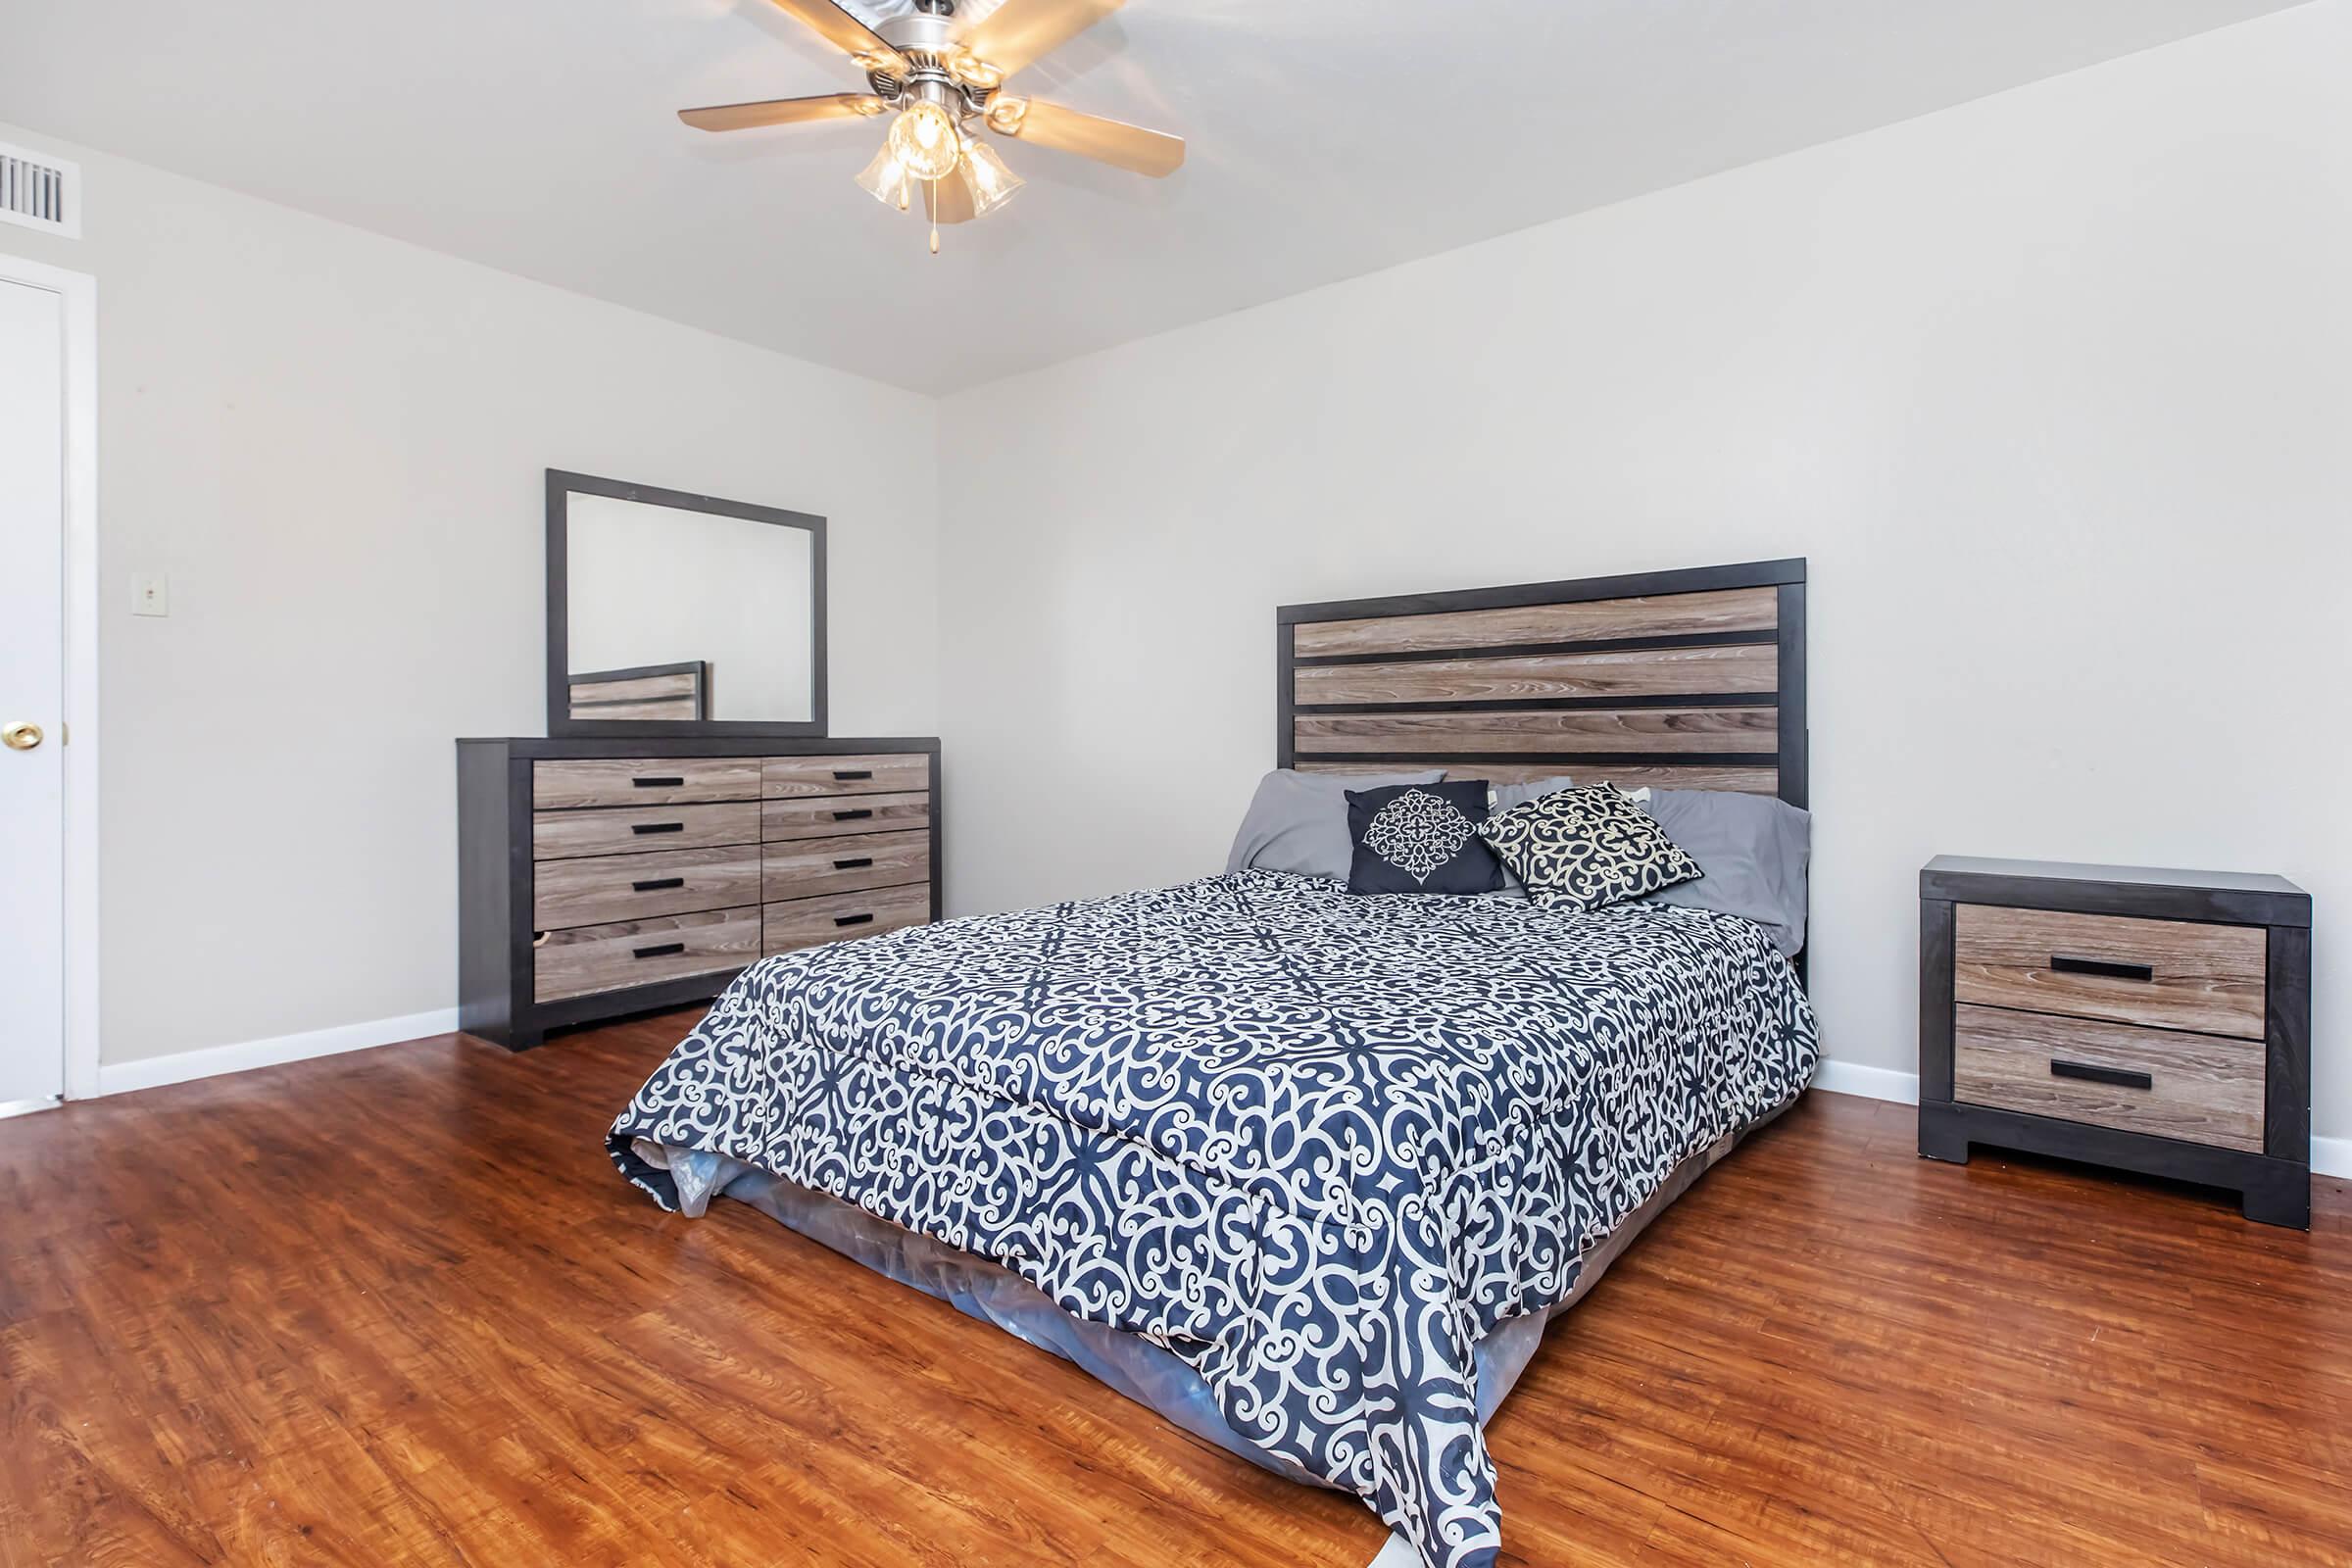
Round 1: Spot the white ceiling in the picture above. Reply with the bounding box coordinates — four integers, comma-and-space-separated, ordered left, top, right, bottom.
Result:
4, 0, 2305, 394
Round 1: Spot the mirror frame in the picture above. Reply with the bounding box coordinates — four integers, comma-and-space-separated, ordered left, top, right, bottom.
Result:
546, 468, 828, 739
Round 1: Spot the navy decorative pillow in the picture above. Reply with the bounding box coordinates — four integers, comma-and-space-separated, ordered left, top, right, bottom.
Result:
1345, 781, 1505, 896
1479, 783, 1702, 912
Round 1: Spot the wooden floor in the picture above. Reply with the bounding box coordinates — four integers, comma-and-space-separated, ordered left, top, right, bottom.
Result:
2, 1012, 2346, 1568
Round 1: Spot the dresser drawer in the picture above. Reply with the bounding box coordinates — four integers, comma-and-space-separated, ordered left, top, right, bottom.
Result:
761, 791, 931, 842
534, 906, 760, 1004
1952, 1004, 2264, 1152
534, 845, 763, 930
763, 884, 932, 956
533, 802, 762, 861
763, 754, 930, 800
762, 830, 931, 903
533, 758, 761, 810
1953, 905, 2267, 1040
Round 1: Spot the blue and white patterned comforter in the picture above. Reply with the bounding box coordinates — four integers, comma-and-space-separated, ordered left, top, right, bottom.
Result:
609, 871, 1818, 1567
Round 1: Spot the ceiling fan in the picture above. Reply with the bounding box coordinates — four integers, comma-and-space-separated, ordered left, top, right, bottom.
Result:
679, 0, 1184, 252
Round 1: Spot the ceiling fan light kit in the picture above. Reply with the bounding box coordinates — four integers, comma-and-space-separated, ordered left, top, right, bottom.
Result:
680, 0, 1183, 253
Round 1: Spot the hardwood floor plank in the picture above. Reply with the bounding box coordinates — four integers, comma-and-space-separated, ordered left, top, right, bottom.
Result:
0, 1009, 2342, 1568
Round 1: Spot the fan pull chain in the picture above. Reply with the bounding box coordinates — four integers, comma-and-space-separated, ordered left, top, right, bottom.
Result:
929, 178, 941, 255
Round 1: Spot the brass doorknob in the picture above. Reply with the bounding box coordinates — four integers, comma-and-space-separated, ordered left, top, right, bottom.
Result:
2, 723, 43, 752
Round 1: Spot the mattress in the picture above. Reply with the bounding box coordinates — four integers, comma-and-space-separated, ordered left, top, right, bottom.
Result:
611, 870, 1819, 1567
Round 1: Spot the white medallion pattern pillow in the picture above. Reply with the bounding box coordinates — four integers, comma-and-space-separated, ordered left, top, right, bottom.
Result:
1365, 789, 1476, 883
1344, 781, 1504, 896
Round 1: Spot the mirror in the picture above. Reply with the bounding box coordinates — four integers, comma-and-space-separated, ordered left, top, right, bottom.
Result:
547, 470, 826, 737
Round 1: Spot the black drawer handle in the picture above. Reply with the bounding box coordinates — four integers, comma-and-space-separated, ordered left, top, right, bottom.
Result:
833, 857, 874, 870
2051, 1059, 2153, 1091
833, 769, 873, 781
633, 877, 686, 893
2051, 955, 2154, 983
831, 808, 874, 822
632, 776, 686, 789
835, 913, 875, 928
633, 822, 686, 836
633, 942, 687, 960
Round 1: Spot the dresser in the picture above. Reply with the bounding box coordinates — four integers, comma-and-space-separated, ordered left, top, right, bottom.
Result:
1918, 857, 2311, 1228
458, 737, 940, 1051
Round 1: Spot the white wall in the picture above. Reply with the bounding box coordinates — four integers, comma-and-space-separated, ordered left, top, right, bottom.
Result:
0, 122, 939, 1069
937, 6, 2352, 1144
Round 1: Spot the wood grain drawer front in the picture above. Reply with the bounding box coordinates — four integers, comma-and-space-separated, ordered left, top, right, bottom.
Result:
761, 791, 930, 842
1952, 1004, 2264, 1152
764, 884, 932, 956
532, 802, 762, 861
763, 754, 930, 800
762, 830, 930, 903
533, 758, 761, 810
533, 846, 762, 931
1953, 905, 2267, 1040
534, 907, 760, 1004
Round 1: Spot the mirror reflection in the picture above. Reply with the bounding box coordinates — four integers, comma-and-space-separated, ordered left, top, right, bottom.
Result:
563, 491, 819, 726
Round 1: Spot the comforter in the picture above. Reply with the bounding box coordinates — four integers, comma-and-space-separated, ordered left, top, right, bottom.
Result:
610, 871, 1818, 1567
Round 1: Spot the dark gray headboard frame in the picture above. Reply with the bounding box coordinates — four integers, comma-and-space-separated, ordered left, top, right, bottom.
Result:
1275, 558, 1808, 809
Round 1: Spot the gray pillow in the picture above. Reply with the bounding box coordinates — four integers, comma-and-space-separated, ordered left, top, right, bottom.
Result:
1635, 789, 1811, 956
1226, 769, 1446, 881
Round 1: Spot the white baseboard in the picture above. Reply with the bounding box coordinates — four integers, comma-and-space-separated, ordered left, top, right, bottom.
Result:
1809, 1056, 2350, 1179
94, 1007, 462, 1098
1812, 1056, 1921, 1105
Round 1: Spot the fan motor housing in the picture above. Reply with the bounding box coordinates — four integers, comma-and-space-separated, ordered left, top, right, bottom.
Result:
878, 11, 957, 55
869, 8, 996, 117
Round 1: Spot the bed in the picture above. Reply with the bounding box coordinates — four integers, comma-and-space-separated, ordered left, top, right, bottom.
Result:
611, 560, 1819, 1568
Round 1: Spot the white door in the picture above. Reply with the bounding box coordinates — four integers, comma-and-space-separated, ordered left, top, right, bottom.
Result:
0, 274, 66, 1108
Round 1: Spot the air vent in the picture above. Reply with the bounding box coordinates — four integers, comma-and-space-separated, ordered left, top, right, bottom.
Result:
0, 142, 80, 239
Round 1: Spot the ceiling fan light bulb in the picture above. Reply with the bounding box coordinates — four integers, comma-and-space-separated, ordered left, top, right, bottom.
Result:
855, 142, 914, 210
888, 100, 963, 182
960, 136, 1024, 218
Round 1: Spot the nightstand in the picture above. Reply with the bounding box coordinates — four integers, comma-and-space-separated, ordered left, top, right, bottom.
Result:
1918, 857, 2312, 1228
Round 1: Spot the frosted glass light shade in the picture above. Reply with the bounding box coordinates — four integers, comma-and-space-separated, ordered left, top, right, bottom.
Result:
888, 101, 963, 182
856, 142, 913, 210
959, 136, 1024, 218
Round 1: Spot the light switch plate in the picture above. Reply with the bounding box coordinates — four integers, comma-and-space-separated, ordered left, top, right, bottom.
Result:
131, 572, 169, 617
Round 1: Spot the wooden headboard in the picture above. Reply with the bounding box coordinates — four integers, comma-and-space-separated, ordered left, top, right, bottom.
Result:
1277, 559, 1807, 808
566, 660, 710, 723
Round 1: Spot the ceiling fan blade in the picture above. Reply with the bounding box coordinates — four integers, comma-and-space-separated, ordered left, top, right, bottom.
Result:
678, 93, 888, 132
959, 0, 1122, 77
987, 98, 1183, 177
760, 0, 906, 69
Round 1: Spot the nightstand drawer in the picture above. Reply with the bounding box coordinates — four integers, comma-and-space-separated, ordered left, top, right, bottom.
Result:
1953, 905, 2266, 1040
1952, 1004, 2264, 1153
